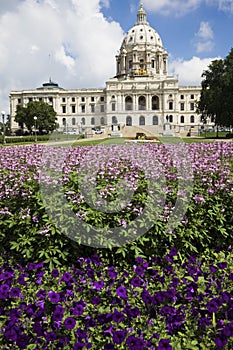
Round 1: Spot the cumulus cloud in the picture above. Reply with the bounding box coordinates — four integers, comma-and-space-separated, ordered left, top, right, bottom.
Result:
193, 21, 214, 53
0, 0, 124, 113
169, 56, 219, 85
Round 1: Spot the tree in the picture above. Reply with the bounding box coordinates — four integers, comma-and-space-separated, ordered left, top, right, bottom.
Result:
15, 100, 58, 134
221, 48, 233, 126
197, 48, 233, 128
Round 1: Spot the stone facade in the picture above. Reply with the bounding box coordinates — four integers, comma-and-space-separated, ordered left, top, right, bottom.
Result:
10, 4, 208, 137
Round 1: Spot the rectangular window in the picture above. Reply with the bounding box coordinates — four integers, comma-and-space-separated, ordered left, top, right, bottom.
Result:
72, 97, 76, 102
180, 103, 184, 111
91, 105, 95, 113
62, 97, 66, 103
29, 97, 33, 102
112, 103, 116, 111
18, 98, 21, 104
81, 105, 85, 113
81, 97, 85, 102
91, 96, 95, 102
72, 105, 76, 113
62, 105, 66, 114
190, 94, 194, 99
169, 102, 173, 110
100, 96, 104, 102
100, 105, 105, 112
190, 103, 195, 111
180, 95, 184, 99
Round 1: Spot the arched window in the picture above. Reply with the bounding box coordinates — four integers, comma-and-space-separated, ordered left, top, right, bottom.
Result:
153, 115, 158, 125
138, 96, 146, 110
112, 116, 117, 124
180, 115, 184, 123
100, 117, 105, 125
81, 117, 85, 125
139, 115, 145, 125
126, 116, 132, 126
91, 117, 95, 125
190, 115, 195, 123
125, 96, 133, 111
62, 118, 66, 126
169, 102, 173, 110
72, 117, 76, 126
152, 96, 159, 110
169, 115, 173, 123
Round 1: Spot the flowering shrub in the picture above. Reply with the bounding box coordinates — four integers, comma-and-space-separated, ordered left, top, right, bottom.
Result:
0, 142, 232, 266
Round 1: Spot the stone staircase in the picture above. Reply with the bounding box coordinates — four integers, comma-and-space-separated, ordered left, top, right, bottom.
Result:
121, 125, 162, 138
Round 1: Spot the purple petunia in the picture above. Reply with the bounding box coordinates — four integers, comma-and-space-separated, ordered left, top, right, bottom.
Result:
48, 290, 60, 303
10, 287, 22, 298
223, 323, 233, 337
0, 284, 10, 299
52, 305, 65, 321
61, 272, 72, 283
112, 309, 124, 323
73, 303, 85, 317
158, 339, 173, 350
51, 269, 60, 278
45, 331, 57, 342
64, 317, 76, 330
116, 286, 127, 300
112, 329, 127, 344
91, 296, 101, 305
126, 335, 146, 349
206, 299, 220, 313
36, 289, 46, 299
93, 279, 105, 291
131, 276, 144, 287
215, 335, 228, 348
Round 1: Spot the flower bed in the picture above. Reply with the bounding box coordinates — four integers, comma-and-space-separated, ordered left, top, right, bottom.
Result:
0, 142, 233, 348
0, 249, 233, 349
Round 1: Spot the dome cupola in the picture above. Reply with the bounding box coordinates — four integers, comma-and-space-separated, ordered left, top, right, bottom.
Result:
115, 3, 168, 79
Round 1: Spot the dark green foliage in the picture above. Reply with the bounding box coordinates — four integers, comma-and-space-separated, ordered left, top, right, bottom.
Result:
15, 100, 58, 134
198, 47, 233, 127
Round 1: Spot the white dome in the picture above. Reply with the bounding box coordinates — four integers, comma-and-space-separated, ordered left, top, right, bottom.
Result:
115, 4, 168, 78
121, 3, 163, 50
124, 24, 162, 47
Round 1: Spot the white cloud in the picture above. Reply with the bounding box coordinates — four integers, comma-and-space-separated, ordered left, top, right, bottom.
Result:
169, 56, 219, 85
195, 40, 215, 53
142, 0, 202, 16
193, 21, 215, 53
196, 21, 213, 40
0, 0, 124, 114
205, 0, 233, 13
218, 0, 233, 13
141, 0, 233, 16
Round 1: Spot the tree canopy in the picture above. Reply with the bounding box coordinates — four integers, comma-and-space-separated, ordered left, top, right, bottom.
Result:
15, 100, 58, 134
197, 48, 233, 127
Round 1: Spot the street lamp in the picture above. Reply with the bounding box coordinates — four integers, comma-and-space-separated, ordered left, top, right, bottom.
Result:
1, 111, 6, 144
34, 116, 37, 142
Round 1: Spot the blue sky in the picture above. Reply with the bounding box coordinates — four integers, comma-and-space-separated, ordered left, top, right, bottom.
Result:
103, 0, 233, 60
0, 0, 232, 115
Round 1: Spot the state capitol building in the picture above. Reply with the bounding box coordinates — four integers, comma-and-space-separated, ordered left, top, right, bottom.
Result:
10, 4, 205, 137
